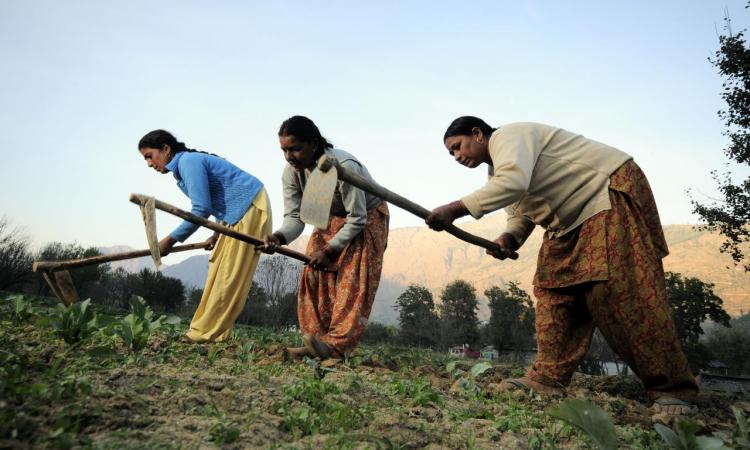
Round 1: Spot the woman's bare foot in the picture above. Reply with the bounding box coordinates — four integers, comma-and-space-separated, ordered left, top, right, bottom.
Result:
283, 346, 311, 361
490, 376, 565, 396
302, 334, 334, 359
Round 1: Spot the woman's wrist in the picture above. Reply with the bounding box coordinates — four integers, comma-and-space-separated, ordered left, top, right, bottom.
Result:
500, 232, 521, 250
322, 244, 340, 258
272, 232, 288, 245
447, 200, 469, 219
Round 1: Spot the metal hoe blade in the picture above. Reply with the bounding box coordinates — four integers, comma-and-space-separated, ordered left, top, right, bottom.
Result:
300, 165, 338, 229
138, 195, 162, 268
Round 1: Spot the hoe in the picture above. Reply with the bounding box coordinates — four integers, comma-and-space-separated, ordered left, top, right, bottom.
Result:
300, 154, 519, 260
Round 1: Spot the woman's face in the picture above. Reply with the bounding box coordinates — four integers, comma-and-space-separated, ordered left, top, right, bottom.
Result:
139, 146, 172, 173
279, 135, 317, 170
443, 128, 490, 168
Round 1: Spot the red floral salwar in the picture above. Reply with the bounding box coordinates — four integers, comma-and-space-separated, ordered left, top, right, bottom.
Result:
527, 161, 698, 401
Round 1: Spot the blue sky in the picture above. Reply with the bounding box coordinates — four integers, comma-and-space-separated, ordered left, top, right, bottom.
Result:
1, 1, 748, 261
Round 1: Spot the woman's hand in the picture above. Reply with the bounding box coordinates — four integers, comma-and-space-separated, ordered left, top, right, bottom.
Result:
309, 245, 339, 271
205, 232, 219, 251
159, 235, 176, 256
487, 233, 520, 260
425, 200, 469, 231
260, 233, 285, 254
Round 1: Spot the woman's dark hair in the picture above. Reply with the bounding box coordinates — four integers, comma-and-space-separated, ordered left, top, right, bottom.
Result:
278, 116, 333, 157
138, 129, 218, 156
138, 129, 193, 152
443, 116, 496, 141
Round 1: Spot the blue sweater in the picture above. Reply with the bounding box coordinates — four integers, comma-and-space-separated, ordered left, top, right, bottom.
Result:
165, 151, 263, 242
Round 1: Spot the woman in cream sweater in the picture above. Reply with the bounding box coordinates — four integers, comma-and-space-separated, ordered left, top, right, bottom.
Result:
426, 116, 698, 415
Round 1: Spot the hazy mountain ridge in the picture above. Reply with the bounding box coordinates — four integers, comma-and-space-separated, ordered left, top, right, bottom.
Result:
380, 214, 749, 320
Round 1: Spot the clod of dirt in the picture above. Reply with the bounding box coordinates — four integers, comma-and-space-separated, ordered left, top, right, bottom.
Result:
108, 368, 125, 381
178, 394, 208, 411
207, 381, 225, 391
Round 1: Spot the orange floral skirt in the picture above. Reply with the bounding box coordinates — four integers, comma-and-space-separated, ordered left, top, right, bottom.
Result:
298, 202, 389, 356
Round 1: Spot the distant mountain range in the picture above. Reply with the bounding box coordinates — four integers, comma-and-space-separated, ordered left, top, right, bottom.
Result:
100, 214, 750, 325
377, 214, 750, 323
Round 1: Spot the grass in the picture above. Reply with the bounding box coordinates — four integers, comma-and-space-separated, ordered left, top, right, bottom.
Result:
1, 293, 748, 449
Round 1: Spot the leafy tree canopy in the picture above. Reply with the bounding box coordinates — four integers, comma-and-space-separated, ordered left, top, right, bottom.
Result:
692, 10, 750, 270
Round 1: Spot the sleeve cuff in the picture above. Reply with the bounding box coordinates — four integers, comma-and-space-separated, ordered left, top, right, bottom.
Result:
272, 231, 288, 245
169, 231, 186, 243
326, 237, 345, 252
275, 222, 304, 245
505, 229, 528, 247
460, 194, 485, 219
504, 218, 535, 247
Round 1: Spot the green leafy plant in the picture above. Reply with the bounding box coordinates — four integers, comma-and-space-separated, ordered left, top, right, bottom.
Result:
50, 299, 99, 344
655, 419, 733, 450
446, 360, 493, 396
206, 421, 240, 445
115, 296, 179, 352
6, 294, 34, 325
304, 356, 335, 380
548, 399, 618, 450
276, 376, 365, 436
732, 405, 750, 447
235, 342, 256, 363
470, 361, 492, 378
446, 359, 470, 378
390, 376, 443, 407
206, 346, 222, 366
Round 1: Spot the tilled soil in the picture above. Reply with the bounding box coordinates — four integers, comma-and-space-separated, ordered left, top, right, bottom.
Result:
1, 318, 748, 449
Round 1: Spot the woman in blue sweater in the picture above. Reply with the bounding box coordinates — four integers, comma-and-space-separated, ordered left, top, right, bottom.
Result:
138, 130, 271, 342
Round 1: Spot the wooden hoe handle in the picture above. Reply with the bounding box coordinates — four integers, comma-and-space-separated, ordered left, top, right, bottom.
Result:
32, 241, 211, 272
318, 156, 519, 260
128, 194, 312, 265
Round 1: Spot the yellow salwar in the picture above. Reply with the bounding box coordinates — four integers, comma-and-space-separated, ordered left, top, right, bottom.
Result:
185, 188, 272, 342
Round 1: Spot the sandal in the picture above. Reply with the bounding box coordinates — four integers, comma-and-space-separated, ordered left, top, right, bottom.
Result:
652, 398, 698, 416
490, 377, 565, 397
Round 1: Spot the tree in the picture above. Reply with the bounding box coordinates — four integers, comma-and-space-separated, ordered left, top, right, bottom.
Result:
485, 282, 535, 360
394, 284, 440, 347
438, 280, 480, 349
238, 282, 269, 326
181, 286, 204, 316
704, 313, 750, 376
134, 268, 185, 313
103, 268, 185, 313
692, 9, 750, 270
665, 272, 731, 371
254, 255, 302, 329
272, 293, 299, 330
360, 322, 397, 344
0, 218, 33, 291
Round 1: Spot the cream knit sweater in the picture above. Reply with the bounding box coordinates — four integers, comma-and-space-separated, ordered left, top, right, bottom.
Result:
460, 122, 632, 246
